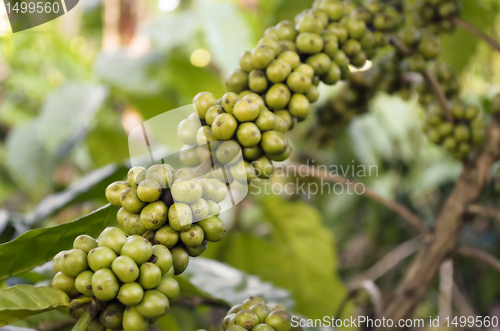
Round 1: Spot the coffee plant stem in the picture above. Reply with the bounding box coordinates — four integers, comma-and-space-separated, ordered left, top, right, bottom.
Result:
457, 246, 500, 273
452, 16, 500, 53
423, 69, 454, 121
273, 164, 430, 234
467, 203, 500, 222
71, 311, 92, 331
382, 115, 500, 330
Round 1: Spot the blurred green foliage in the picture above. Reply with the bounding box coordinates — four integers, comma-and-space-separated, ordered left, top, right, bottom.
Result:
0, 0, 499, 329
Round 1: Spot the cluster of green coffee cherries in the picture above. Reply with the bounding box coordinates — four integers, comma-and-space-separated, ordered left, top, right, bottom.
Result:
221, 296, 294, 331
51, 163, 227, 330
423, 100, 484, 159
413, 0, 461, 33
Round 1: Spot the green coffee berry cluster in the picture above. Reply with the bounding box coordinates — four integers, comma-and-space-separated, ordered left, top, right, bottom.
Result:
52, 228, 177, 330
51, 164, 227, 330
222, 297, 294, 331
413, 0, 461, 33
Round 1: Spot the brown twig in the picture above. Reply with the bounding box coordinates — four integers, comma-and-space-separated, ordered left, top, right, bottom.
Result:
423, 69, 453, 122
452, 17, 500, 53
467, 204, 500, 222
438, 259, 453, 325
274, 163, 430, 234
353, 238, 420, 282
389, 36, 413, 56
382, 116, 500, 329
457, 246, 500, 273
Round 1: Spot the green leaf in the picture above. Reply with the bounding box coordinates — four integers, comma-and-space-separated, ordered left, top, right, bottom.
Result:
0, 204, 116, 282
440, 1, 495, 73
36, 83, 108, 156
197, 1, 253, 75
213, 195, 348, 318
5, 120, 52, 198
177, 257, 293, 307
0, 285, 69, 327
142, 11, 199, 53
94, 51, 163, 95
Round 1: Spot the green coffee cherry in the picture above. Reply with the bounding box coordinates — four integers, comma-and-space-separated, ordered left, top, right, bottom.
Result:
306, 53, 331, 76
255, 109, 277, 132
68, 302, 89, 319
268, 303, 286, 311
100, 302, 124, 330
185, 240, 208, 257
226, 70, 249, 94
87, 318, 106, 331
296, 33, 323, 54
123, 307, 149, 331
230, 161, 251, 183
98, 227, 127, 254
226, 326, 246, 331
268, 144, 292, 162
155, 275, 180, 303
286, 72, 312, 94
258, 37, 281, 56
235, 310, 260, 330
242, 296, 266, 310
171, 179, 203, 204
121, 235, 153, 265
146, 164, 175, 189
216, 140, 242, 165
207, 200, 221, 216
306, 85, 319, 102
197, 125, 219, 147
228, 304, 243, 314
278, 51, 300, 69
73, 235, 97, 254
321, 62, 341, 85
265, 310, 292, 331
140, 201, 168, 230
250, 303, 272, 323
223, 314, 237, 330
194, 92, 217, 120
137, 290, 169, 319
171, 245, 190, 275
212, 113, 238, 140
266, 84, 291, 110
123, 213, 148, 236
209, 179, 228, 203
249, 70, 268, 94
117, 207, 129, 225
266, 59, 292, 84
180, 145, 201, 168
52, 272, 79, 297
252, 156, 274, 179
138, 262, 162, 289
206, 105, 225, 126
112, 256, 139, 283
92, 268, 119, 302
261, 131, 288, 155
197, 216, 226, 242
60, 249, 88, 278
137, 179, 162, 203
237, 122, 262, 147
243, 146, 264, 161
178, 118, 201, 146
120, 187, 147, 214
52, 251, 66, 274
239, 51, 254, 73
88, 247, 117, 272
154, 225, 179, 249
180, 224, 205, 247
75, 270, 94, 297
127, 166, 147, 187
168, 203, 193, 231
105, 181, 130, 206
118, 282, 144, 306
152, 244, 173, 274
289, 94, 310, 120
190, 198, 210, 220
233, 98, 261, 122
251, 45, 275, 70
198, 178, 215, 200
175, 168, 195, 181
253, 324, 275, 331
